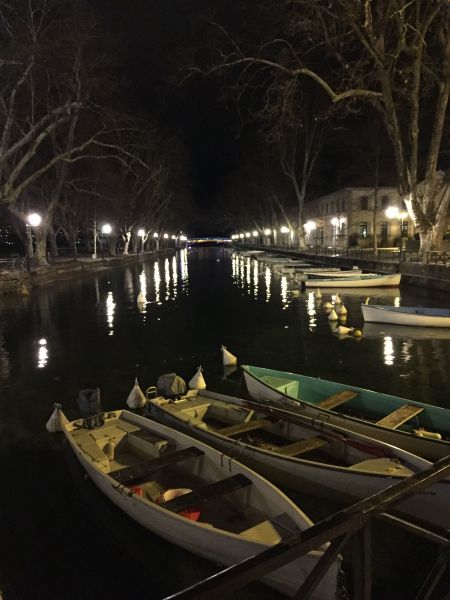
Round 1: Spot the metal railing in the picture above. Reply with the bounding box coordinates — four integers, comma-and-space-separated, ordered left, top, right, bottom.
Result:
166, 455, 450, 600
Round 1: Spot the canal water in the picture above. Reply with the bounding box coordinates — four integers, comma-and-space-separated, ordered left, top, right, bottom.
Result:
0, 247, 449, 600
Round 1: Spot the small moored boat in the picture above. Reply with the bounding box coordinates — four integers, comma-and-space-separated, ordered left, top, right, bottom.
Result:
304, 273, 401, 288
242, 365, 450, 460
57, 403, 339, 598
148, 388, 450, 530
361, 304, 450, 328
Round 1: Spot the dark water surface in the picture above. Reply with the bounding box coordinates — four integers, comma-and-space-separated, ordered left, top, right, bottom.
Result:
1, 247, 449, 599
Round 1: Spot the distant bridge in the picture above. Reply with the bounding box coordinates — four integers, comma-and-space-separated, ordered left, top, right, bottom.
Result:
188, 237, 232, 244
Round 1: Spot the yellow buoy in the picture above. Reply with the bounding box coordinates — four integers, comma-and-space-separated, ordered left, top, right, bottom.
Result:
353, 329, 362, 337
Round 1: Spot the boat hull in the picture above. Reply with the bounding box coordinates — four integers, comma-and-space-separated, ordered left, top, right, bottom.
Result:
362, 304, 450, 327
242, 367, 450, 461
149, 398, 450, 530
64, 410, 338, 598
304, 274, 401, 288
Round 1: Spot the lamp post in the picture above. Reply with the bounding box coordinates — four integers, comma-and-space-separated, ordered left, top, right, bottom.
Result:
153, 231, 159, 251
137, 229, 146, 253
252, 230, 258, 246
385, 206, 408, 248
101, 223, 112, 259
26, 212, 42, 270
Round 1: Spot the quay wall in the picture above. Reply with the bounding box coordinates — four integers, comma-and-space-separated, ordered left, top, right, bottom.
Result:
0, 251, 173, 296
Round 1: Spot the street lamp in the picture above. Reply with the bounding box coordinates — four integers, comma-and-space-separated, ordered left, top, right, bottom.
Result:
330, 217, 346, 247
25, 212, 42, 270
385, 207, 408, 247
101, 223, 112, 258
137, 228, 145, 253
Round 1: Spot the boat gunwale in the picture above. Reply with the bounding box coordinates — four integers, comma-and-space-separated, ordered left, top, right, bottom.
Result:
158, 392, 436, 483
62, 408, 314, 541
241, 365, 450, 449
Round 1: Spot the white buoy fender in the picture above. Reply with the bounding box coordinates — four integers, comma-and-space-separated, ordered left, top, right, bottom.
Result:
189, 366, 206, 390
315, 288, 322, 299
328, 308, 339, 321
334, 293, 341, 304
338, 304, 347, 315
137, 292, 145, 305
126, 378, 147, 409
46, 403, 63, 433
334, 325, 354, 335
221, 345, 237, 366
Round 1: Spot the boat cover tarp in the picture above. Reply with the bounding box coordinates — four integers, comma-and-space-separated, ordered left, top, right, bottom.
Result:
157, 373, 186, 398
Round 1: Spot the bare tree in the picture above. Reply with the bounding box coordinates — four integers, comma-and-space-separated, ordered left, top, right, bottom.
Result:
197, 0, 450, 250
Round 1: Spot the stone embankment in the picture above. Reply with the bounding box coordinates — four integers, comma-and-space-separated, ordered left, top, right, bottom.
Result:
0, 251, 173, 296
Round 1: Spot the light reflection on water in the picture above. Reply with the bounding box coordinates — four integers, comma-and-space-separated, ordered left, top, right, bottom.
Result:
106, 290, 115, 335
0, 247, 449, 600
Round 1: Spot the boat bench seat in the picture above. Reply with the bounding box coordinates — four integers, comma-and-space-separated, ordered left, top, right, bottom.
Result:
376, 404, 424, 429
274, 436, 329, 457
218, 419, 271, 437
317, 390, 359, 410
162, 473, 252, 514
111, 446, 204, 488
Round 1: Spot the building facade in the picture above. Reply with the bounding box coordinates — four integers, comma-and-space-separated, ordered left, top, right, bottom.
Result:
303, 186, 412, 249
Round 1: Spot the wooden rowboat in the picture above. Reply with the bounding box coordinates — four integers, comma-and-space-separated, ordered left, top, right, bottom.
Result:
242, 365, 450, 461
58, 406, 339, 598
361, 304, 450, 328
147, 389, 450, 531
304, 273, 401, 288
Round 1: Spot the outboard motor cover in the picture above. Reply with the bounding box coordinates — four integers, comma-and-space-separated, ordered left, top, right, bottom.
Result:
77, 388, 104, 428
157, 373, 186, 399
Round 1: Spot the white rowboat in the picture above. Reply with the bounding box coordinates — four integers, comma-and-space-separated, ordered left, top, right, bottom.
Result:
361, 304, 450, 328
148, 389, 450, 531
304, 273, 401, 288
60, 407, 339, 598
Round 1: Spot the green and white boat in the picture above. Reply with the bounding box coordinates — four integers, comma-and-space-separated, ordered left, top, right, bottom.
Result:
242, 365, 450, 461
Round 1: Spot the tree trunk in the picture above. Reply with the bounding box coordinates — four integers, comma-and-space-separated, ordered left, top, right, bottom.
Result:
419, 222, 447, 252
34, 229, 48, 268
109, 234, 117, 256
49, 230, 59, 258
69, 232, 78, 259
123, 231, 131, 255
296, 226, 306, 249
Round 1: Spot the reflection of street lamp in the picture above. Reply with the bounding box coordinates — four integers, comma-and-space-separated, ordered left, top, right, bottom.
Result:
26, 213, 42, 270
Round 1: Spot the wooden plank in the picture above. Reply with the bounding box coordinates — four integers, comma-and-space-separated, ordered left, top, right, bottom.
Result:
376, 404, 424, 429
317, 390, 359, 410
218, 419, 271, 437
162, 474, 252, 514
111, 446, 204, 487
275, 436, 329, 457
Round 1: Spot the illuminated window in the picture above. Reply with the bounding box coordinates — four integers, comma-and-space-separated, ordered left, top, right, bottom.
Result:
359, 222, 369, 238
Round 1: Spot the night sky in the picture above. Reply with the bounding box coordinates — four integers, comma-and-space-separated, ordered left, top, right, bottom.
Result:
90, 1, 447, 235
96, 1, 241, 212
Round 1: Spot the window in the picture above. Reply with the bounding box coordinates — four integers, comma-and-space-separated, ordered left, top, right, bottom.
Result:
360, 195, 369, 210
380, 221, 388, 239
359, 222, 369, 238
381, 195, 389, 209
